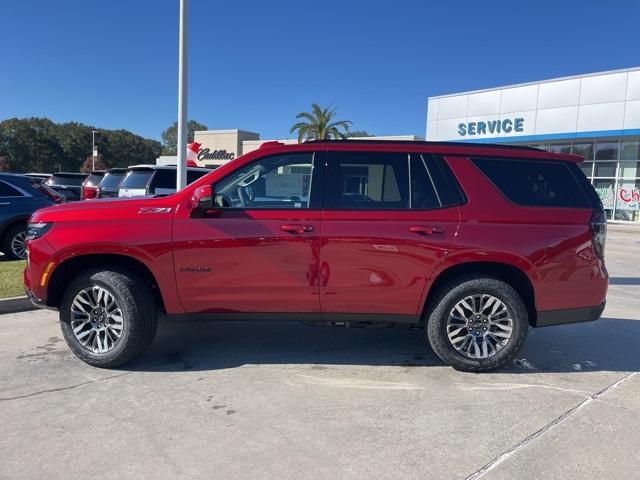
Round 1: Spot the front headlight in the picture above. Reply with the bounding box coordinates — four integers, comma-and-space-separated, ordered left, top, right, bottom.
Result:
25, 222, 54, 241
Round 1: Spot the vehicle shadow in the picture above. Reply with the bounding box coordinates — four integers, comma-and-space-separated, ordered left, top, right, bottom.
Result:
125, 315, 640, 374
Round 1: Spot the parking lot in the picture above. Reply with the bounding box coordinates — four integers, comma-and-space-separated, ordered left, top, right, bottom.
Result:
0, 226, 638, 480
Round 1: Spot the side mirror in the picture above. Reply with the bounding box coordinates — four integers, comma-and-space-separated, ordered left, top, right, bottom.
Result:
189, 185, 215, 217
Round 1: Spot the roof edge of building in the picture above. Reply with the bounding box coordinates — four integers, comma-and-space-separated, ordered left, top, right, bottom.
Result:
428, 65, 640, 101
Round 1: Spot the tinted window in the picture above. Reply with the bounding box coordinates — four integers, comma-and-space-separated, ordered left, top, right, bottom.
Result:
421, 154, 466, 207
409, 155, 440, 209
472, 157, 591, 208
121, 170, 153, 189
151, 170, 174, 190
214, 153, 314, 209
85, 173, 104, 187
326, 152, 409, 209
187, 169, 209, 184
49, 174, 86, 186
0, 180, 22, 197
100, 171, 126, 189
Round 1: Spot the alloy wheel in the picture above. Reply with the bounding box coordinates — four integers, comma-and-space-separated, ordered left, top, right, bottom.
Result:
10, 231, 27, 259
70, 286, 124, 354
446, 294, 513, 359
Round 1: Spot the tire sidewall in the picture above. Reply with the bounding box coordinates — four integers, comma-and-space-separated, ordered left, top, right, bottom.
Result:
427, 277, 528, 371
60, 271, 138, 366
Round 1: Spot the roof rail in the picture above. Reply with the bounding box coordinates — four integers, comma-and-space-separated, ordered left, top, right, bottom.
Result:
303, 138, 541, 152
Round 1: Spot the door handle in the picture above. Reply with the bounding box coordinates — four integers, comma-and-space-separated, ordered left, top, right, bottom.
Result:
409, 226, 443, 235
281, 224, 315, 234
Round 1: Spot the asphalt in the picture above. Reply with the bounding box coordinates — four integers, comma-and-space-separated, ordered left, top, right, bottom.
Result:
0, 225, 638, 479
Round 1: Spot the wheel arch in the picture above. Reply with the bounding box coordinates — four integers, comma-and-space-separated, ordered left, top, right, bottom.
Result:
1, 216, 28, 242
423, 261, 537, 326
46, 253, 165, 311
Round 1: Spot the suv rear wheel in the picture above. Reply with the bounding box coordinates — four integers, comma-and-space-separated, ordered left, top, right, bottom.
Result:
60, 269, 157, 368
426, 276, 528, 372
2, 224, 28, 260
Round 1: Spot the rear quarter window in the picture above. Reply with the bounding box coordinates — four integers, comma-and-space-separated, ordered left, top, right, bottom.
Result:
471, 157, 592, 208
0, 180, 23, 197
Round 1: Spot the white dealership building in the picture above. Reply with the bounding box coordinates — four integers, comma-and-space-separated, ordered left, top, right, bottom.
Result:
426, 66, 640, 222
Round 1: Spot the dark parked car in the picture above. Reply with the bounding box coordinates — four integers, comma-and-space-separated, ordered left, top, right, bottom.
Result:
118, 165, 212, 197
24, 173, 53, 181
45, 172, 89, 201
80, 171, 105, 200
0, 173, 63, 260
96, 168, 127, 198
25, 140, 607, 371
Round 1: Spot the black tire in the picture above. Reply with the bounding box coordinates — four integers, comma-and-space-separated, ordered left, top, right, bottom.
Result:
60, 269, 158, 368
426, 275, 528, 372
2, 223, 27, 260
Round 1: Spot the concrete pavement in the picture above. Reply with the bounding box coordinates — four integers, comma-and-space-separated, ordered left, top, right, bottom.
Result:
0, 226, 638, 479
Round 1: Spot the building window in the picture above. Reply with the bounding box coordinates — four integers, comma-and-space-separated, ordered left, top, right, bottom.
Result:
621, 140, 640, 160
595, 141, 619, 160
548, 143, 571, 154
571, 142, 594, 160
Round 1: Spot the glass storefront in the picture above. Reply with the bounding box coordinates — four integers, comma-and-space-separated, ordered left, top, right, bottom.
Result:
526, 138, 640, 222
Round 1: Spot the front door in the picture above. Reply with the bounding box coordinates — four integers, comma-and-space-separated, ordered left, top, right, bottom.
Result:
319, 151, 460, 318
173, 152, 323, 313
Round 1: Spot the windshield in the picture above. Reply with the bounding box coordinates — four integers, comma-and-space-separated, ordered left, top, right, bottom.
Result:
120, 170, 153, 189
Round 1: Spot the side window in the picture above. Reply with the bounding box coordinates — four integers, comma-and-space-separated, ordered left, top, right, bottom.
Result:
151, 170, 175, 191
187, 169, 209, 184
427, 154, 467, 207
326, 152, 409, 209
0, 181, 22, 197
471, 157, 591, 208
213, 153, 314, 209
410, 154, 440, 209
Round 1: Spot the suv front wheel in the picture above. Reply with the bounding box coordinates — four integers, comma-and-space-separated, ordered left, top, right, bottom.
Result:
426, 276, 528, 372
60, 269, 158, 368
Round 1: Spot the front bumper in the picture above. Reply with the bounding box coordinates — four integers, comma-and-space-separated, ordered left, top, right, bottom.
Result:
534, 302, 605, 327
25, 288, 56, 311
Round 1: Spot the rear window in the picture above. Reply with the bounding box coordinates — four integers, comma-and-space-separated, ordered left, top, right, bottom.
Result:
100, 171, 126, 189
84, 172, 104, 187
471, 157, 591, 208
121, 170, 154, 189
50, 174, 86, 186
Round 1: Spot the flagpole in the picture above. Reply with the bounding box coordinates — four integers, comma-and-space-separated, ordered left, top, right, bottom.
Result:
176, 0, 188, 190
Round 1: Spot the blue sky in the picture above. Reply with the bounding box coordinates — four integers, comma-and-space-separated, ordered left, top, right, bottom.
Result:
1, 0, 638, 141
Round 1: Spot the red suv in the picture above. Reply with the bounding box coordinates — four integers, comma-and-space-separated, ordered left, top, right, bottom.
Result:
24, 141, 608, 372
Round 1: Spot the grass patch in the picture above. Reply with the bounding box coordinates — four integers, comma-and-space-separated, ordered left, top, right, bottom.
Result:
0, 260, 26, 299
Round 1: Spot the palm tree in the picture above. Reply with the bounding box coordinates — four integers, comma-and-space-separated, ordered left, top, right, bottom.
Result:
290, 103, 352, 142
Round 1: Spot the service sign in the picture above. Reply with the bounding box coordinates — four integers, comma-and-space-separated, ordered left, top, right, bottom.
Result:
458, 118, 525, 137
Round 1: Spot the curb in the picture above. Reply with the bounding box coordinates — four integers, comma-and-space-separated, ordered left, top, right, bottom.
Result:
0, 296, 37, 315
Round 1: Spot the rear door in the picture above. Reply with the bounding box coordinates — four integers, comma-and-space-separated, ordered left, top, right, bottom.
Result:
318, 151, 461, 318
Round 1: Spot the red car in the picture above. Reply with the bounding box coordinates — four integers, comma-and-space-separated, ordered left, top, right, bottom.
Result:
24, 140, 608, 372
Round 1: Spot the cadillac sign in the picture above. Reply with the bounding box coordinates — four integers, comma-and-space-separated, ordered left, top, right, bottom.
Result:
197, 148, 235, 161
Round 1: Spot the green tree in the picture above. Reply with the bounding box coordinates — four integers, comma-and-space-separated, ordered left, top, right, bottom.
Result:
345, 129, 372, 138
290, 104, 352, 142
0, 117, 161, 173
161, 120, 208, 155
